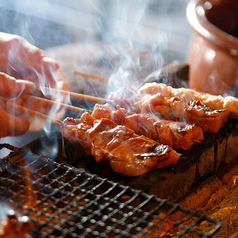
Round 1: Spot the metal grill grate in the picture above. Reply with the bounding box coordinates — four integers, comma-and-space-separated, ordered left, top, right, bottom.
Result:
0, 144, 221, 237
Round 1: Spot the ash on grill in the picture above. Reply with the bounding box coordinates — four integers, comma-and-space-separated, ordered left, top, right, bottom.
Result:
0, 138, 220, 237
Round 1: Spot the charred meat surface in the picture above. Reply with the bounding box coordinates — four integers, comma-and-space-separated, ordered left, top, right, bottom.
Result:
91, 103, 204, 150
138, 82, 237, 118
109, 86, 230, 133
139, 94, 229, 133
60, 112, 181, 176
185, 100, 229, 133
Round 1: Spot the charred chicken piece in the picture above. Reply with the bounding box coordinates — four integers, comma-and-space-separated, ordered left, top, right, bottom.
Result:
91, 103, 204, 150
60, 113, 181, 176
184, 100, 230, 133
139, 94, 229, 133
109, 87, 230, 133
137, 82, 237, 118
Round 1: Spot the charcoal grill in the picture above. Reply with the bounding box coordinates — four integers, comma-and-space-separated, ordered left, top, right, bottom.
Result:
0, 133, 221, 238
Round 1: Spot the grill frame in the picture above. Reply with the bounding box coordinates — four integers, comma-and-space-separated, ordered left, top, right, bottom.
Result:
0, 140, 221, 238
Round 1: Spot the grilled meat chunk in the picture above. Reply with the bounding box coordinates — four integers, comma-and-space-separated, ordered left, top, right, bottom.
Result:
138, 82, 236, 118
60, 113, 181, 176
138, 93, 229, 133
184, 100, 229, 133
109, 86, 230, 133
91, 103, 204, 150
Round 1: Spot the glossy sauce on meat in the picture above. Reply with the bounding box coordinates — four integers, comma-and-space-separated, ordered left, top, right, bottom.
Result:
109, 85, 230, 133
91, 103, 204, 150
60, 112, 181, 176
138, 82, 236, 118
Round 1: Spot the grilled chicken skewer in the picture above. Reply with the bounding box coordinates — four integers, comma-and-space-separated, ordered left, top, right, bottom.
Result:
60, 112, 181, 176
39, 84, 231, 133
20, 92, 203, 150
22, 84, 230, 134
138, 93, 229, 133
67, 71, 237, 118
91, 103, 204, 150
108, 87, 230, 133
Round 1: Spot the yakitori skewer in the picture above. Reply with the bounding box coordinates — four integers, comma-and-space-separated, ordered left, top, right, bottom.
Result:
7, 101, 62, 125
72, 70, 137, 89
61, 112, 181, 176
69, 69, 238, 119
16, 93, 205, 150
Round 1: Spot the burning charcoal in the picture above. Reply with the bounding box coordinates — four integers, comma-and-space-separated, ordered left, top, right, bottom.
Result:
143, 60, 189, 88
0, 140, 222, 237
0, 208, 34, 238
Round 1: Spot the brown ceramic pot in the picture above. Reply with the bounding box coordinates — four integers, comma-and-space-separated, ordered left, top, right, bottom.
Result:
186, 0, 238, 96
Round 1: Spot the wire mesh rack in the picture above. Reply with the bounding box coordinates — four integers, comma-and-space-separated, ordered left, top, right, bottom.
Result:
0, 143, 221, 237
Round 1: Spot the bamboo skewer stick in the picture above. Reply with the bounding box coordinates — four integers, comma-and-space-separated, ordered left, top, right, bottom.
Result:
23, 95, 90, 113
7, 101, 62, 125
72, 70, 137, 89
40, 86, 108, 103
72, 70, 109, 83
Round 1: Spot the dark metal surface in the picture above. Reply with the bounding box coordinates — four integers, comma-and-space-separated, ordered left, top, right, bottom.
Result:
0, 141, 221, 238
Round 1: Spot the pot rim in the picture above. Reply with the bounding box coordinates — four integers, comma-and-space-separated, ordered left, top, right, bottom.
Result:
186, 0, 238, 57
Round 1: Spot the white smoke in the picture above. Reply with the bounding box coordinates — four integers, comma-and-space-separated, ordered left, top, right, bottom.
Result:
0, 0, 191, 157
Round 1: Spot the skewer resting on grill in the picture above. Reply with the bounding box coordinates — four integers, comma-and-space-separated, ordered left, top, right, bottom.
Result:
19, 94, 204, 150
91, 103, 204, 150
11, 83, 232, 150
60, 112, 181, 176
65, 70, 238, 119
108, 89, 230, 133
7, 99, 181, 176
32, 86, 231, 133
9, 81, 234, 176
41, 82, 235, 119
